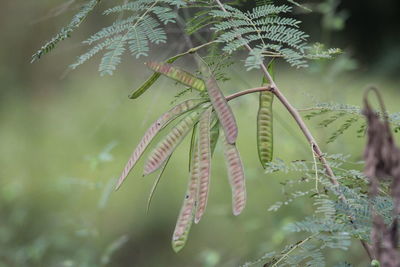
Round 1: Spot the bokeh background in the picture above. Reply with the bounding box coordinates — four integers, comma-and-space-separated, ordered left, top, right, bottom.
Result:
0, 0, 399, 266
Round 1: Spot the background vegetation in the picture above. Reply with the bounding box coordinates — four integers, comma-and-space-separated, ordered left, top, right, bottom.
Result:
0, 0, 399, 266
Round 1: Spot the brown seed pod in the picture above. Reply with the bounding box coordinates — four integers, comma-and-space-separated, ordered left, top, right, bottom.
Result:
116, 99, 205, 190
195, 107, 212, 223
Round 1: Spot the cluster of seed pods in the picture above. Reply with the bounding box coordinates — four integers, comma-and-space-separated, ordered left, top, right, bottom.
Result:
118, 61, 274, 252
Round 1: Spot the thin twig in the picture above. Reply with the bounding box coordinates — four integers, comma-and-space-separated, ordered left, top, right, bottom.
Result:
225, 86, 271, 101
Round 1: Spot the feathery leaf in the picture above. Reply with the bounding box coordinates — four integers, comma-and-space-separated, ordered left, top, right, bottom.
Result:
31, 0, 102, 62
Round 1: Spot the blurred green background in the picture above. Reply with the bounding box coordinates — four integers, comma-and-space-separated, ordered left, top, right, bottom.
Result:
0, 0, 399, 266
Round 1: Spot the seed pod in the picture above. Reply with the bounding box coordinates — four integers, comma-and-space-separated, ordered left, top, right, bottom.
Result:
143, 109, 203, 175
222, 133, 246, 216
188, 123, 199, 172
257, 90, 274, 168
195, 107, 212, 223
116, 99, 205, 190
146, 61, 206, 92
129, 54, 183, 99
172, 140, 200, 252
206, 77, 238, 144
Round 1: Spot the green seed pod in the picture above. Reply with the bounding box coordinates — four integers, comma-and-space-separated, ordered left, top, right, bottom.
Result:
257, 90, 274, 168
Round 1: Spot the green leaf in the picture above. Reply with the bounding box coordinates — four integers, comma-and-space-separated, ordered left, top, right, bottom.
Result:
31, 0, 102, 62
145, 61, 206, 92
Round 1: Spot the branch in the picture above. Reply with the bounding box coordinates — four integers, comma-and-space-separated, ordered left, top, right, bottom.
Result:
226, 86, 271, 101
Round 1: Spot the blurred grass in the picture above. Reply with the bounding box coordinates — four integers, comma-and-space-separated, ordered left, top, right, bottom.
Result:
1, 0, 400, 266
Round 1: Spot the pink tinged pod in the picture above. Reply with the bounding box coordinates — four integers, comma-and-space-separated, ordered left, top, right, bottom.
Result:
145, 61, 206, 92
194, 108, 212, 223
172, 141, 200, 252
222, 133, 246, 216
206, 77, 238, 144
143, 110, 203, 175
116, 99, 205, 190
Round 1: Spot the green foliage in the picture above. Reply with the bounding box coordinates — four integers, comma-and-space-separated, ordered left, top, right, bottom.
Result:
302, 101, 400, 144
253, 145, 400, 266
210, 3, 310, 69
70, 0, 186, 75
31, 0, 102, 63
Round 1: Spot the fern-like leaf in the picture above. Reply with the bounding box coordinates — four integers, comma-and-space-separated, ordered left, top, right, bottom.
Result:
31, 0, 102, 62
210, 3, 311, 68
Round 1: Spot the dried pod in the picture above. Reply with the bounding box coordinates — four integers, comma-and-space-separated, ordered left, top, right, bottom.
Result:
257, 90, 274, 168
146, 61, 206, 92
222, 133, 246, 215
206, 77, 238, 144
172, 141, 200, 252
116, 99, 205, 190
195, 107, 212, 223
143, 109, 204, 175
